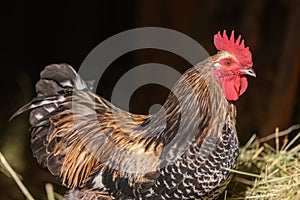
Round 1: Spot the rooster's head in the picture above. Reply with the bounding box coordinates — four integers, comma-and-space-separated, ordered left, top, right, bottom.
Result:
212, 30, 255, 101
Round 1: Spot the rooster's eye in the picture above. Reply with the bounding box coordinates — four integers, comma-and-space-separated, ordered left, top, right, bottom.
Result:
224, 60, 231, 66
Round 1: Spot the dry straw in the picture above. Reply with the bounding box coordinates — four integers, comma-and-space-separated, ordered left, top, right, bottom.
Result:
226, 124, 300, 199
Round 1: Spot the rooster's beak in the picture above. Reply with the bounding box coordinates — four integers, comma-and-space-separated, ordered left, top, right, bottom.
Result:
241, 68, 256, 77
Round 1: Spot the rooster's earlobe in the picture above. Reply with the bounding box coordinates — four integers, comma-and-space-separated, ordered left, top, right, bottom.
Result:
213, 62, 221, 68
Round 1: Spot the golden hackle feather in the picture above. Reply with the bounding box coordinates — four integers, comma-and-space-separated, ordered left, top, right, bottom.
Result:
46, 90, 163, 188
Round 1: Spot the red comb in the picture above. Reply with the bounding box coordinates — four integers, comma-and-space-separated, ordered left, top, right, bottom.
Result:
214, 30, 253, 68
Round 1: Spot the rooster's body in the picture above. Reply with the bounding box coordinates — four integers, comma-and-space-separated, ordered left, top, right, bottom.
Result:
13, 30, 255, 199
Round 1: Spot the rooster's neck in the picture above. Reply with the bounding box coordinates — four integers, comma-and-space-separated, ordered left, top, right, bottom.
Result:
152, 60, 231, 144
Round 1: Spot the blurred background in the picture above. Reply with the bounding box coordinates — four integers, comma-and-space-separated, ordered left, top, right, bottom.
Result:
1, 0, 299, 199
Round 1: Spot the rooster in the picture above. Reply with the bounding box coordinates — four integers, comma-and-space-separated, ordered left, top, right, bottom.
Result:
12, 30, 255, 199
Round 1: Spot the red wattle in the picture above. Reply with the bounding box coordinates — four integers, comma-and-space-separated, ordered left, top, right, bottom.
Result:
222, 76, 248, 101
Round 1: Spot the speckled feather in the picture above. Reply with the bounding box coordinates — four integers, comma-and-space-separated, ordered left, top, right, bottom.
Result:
13, 57, 240, 200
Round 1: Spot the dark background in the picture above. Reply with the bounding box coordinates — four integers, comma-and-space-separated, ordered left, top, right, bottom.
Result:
1, 0, 300, 199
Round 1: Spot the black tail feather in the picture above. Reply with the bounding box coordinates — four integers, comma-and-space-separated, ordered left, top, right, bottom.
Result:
10, 63, 87, 122
11, 63, 87, 176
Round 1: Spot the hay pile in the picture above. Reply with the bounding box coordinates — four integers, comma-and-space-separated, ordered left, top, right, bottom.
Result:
227, 125, 300, 199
